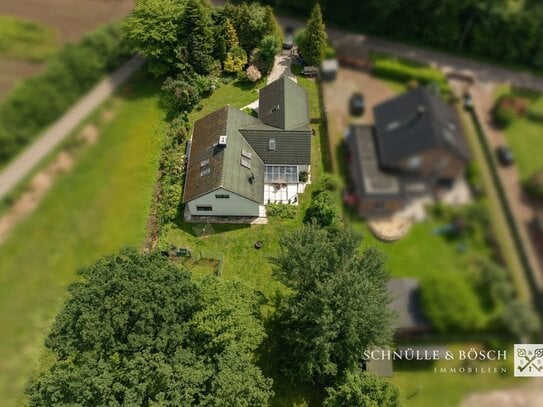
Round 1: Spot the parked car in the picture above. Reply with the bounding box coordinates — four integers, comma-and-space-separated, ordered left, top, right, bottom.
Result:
302, 66, 319, 78
496, 145, 514, 166
283, 26, 294, 50
462, 92, 473, 110
349, 93, 365, 116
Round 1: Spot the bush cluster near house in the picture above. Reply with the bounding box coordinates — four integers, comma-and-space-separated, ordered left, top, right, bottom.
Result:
26, 249, 273, 405
304, 174, 342, 227
254, 0, 543, 73
0, 23, 131, 165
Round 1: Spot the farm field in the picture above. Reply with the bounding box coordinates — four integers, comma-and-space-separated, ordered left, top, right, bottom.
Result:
0, 0, 133, 99
0, 76, 165, 405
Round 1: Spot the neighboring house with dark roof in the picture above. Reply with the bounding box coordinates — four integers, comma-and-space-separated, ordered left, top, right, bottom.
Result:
347, 87, 470, 218
387, 278, 430, 336
183, 76, 311, 220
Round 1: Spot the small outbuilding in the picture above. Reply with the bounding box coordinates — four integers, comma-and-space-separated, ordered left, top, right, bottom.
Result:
387, 278, 430, 336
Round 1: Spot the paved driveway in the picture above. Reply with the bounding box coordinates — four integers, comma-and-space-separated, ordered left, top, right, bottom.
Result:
321, 67, 395, 172
468, 83, 543, 288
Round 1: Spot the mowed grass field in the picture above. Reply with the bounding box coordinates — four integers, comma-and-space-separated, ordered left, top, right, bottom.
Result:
0, 75, 165, 404
0, 15, 58, 61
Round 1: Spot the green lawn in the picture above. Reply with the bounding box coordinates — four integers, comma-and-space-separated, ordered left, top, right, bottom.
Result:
504, 97, 543, 180
0, 15, 58, 61
391, 344, 518, 407
190, 78, 265, 122
350, 219, 489, 280
0, 75, 165, 405
494, 84, 543, 180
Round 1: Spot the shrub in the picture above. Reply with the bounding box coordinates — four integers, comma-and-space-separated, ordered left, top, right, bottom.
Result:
266, 203, 297, 219
420, 274, 486, 333
223, 45, 247, 73
524, 168, 543, 200
157, 115, 190, 224
0, 23, 130, 164
312, 173, 341, 196
492, 102, 517, 128
299, 171, 309, 183
304, 190, 341, 227
324, 370, 400, 407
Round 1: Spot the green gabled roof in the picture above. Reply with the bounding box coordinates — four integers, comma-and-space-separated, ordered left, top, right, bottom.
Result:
259, 76, 309, 130
183, 106, 264, 203
239, 125, 311, 165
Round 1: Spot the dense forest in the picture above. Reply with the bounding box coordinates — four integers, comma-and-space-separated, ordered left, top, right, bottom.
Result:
247, 0, 543, 72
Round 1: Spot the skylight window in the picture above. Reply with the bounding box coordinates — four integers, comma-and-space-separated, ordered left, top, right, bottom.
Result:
200, 159, 209, 167
271, 104, 280, 113
269, 138, 276, 151
241, 159, 251, 169
241, 149, 252, 159
200, 168, 211, 176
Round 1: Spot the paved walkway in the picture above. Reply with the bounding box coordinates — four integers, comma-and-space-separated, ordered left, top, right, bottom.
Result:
0, 54, 145, 202
267, 53, 297, 84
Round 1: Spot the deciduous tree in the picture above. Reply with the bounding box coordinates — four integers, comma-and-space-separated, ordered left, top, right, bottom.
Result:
124, 0, 185, 76
26, 249, 273, 405
323, 370, 400, 407
271, 226, 393, 384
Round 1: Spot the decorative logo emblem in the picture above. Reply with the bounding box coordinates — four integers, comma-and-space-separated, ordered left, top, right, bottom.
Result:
514, 344, 543, 377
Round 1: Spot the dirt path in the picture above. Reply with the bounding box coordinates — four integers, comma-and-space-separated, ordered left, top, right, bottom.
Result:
0, 55, 145, 203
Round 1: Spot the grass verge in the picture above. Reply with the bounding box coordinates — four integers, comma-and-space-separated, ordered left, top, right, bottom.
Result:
0, 75, 165, 405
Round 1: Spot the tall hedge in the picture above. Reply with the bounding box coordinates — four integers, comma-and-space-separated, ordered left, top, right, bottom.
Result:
0, 23, 131, 164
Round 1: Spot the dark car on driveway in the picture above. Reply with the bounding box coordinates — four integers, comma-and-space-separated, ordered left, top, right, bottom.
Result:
283, 26, 294, 50
349, 93, 365, 116
462, 92, 474, 111
496, 145, 514, 166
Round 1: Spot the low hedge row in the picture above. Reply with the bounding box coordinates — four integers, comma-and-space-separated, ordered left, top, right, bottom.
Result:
0, 22, 131, 164
371, 57, 451, 94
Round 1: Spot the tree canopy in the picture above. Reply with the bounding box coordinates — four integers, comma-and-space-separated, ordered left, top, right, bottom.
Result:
181, 0, 216, 75
26, 249, 273, 406
298, 4, 327, 66
270, 226, 393, 384
323, 370, 400, 407
123, 0, 185, 76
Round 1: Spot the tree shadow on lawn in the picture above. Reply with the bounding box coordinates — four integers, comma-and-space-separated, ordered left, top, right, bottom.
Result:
232, 78, 263, 92
173, 216, 250, 238
116, 70, 165, 102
